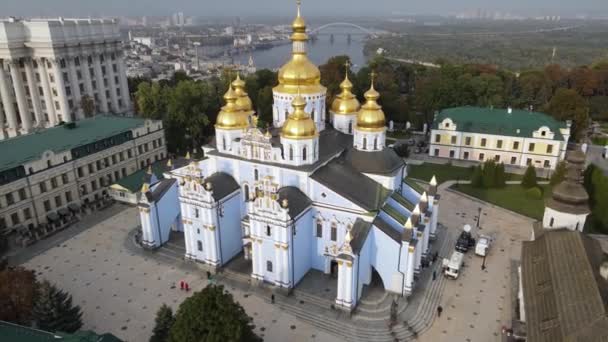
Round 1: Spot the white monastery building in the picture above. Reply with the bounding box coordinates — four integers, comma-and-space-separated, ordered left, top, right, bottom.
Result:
429, 106, 570, 170
0, 17, 132, 140
139, 2, 440, 310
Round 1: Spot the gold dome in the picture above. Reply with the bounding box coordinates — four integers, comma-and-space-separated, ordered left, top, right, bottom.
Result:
281, 90, 317, 140
274, 0, 325, 95
216, 86, 249, 130
331, 73, 360, 115
356, 79, 386, 132
232, 73, 254, 114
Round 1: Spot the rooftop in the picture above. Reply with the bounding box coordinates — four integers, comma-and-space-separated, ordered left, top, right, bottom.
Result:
521, 229, 608, 341
0, 320, 122, 342
435, 106, 567, 140
0, 116, 148, 172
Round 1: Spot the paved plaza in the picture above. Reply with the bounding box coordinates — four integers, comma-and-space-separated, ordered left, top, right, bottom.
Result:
22, 204, 339, 342
18, 180, 535, 342
419, 183, 534, 342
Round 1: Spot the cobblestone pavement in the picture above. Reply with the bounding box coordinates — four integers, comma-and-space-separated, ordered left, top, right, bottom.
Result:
23, 206, 340, 342
418, 184, 534, 342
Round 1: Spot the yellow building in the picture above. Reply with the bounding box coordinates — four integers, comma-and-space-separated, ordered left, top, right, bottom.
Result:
429, 106, 571, 170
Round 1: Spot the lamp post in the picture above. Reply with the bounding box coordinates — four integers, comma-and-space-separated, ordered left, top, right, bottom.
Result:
477, 207, 482, 229
481, 247, 488, 271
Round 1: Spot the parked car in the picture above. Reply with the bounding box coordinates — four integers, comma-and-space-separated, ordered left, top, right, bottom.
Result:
475, 235, 491, 256
443, 251, 465, 279
455, 224, 476, 253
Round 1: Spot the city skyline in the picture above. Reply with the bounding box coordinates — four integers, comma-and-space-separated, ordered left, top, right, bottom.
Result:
2, 0, 607, 18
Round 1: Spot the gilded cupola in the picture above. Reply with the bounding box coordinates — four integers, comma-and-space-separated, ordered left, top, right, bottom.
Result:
215, 85, 249, 130
275, 0, 325, 95
281, 90, 318, 140
331, 66, 360, 115
356, 75, 386, 132
232, 73, 254, 115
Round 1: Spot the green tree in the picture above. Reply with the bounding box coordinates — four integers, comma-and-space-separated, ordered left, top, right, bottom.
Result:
495, 163, 507, 188
0, 267, 36, 325
80, 95, 96, 118
150, 304, 175, 342
168, 285, 260, 342
32, 280, 82, 333
522, 165, 538, 189
471, 165, 484, 188
545, 88, 589, 140
584, 164, 608, 233
136, 82, 167, 119
482, 160, 497, 188
550, 161, 568, 186
256, 86, 274, 128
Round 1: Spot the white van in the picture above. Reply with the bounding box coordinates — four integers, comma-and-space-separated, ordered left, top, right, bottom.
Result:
443, 251, 464, 279
475, 236, 491, 257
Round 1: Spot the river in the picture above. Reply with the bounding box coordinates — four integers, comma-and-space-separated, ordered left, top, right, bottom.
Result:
234, 28, 369, 71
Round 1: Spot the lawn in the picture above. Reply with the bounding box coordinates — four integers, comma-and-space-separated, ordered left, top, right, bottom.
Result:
451, 184, 551, 220
407, 163, 525, 184
386, 130, 411, 140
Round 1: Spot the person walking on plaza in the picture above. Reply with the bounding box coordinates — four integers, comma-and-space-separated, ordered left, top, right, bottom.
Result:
185, 282, 190, 292
271, 294, 275, 304
432, 270, 437, 281
437, 305, 443, 317
180, 280, 184, 290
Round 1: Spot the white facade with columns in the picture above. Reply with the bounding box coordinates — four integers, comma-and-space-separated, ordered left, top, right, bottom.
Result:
0, 17, 132, 140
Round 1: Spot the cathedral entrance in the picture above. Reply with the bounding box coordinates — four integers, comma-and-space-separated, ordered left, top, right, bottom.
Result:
330, 260, 339, 278
360, 267, 386, 304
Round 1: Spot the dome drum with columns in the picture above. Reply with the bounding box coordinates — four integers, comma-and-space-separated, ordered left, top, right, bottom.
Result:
140, 1, 441, 313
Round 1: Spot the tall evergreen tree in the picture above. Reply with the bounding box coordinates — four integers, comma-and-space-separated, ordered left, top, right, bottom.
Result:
0, 267, 36, 325
522, 165, 538, 189
471, 165, 484, 188
169, 285, 260, 342
495, 163, 507, 188
150, 304, 175, 342
32, 280, 82, 333
482, 160, 497, 188
550, 161, 568, 186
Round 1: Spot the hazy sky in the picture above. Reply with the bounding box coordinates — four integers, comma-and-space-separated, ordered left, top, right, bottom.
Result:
3, 0, 608, 17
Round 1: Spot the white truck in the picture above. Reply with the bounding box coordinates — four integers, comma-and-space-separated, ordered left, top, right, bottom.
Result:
443, 251, 465, 279
475, 235, 492, 257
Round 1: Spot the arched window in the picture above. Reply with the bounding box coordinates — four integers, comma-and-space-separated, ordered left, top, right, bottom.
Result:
549, 217, 554, 227
311, 108, 315, 121
267, 261, 273, 272
575, 222, 580, 231
363, 137, 367, 150
374, 137, 378, 150
348, 121, 352, 134
316, 220, 323, 238
266, 225, 272, 237
313, 141, 317, 159
330, 223, 337, 241
244, 185, 250, 201
254, 169, 259, 181
303, 146, 307, 161
289, 146, 294, 161
222, 136, 226, 150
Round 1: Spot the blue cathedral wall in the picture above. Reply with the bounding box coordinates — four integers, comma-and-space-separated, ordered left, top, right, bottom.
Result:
292, 209, 313, 286
371, 226, 403, 294
154, 181, 181, 245
356, 234, 373, 301
219, 193, 244, 264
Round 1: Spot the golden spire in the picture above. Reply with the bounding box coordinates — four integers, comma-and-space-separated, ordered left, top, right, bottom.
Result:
356, 70, 385, 131
275, 0, 324, 95
331, 60, 360, 115
185, 151, 191, 160
404, 217, 413, 230
281, 87, 318, 140
430, 176, 437, 186
166, 159, 173, 168
216, 85, 249, 130
232, 73, 254, 114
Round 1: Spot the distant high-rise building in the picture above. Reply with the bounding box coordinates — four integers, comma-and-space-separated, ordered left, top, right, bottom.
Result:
0, 17, 132, 140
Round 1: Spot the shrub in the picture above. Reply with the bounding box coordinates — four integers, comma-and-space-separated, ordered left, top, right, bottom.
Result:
522, 165, 538, 189
525, 187, 543, 200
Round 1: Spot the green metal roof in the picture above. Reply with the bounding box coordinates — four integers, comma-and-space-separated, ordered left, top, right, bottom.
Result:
0, 321, 122, 342
0, 115, 147, 172
434, 106, 567, 140
114, 160, 168, 193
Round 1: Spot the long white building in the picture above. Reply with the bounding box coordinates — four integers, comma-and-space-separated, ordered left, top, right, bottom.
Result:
0, 17, 132, 140
139, 2, 440, 311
